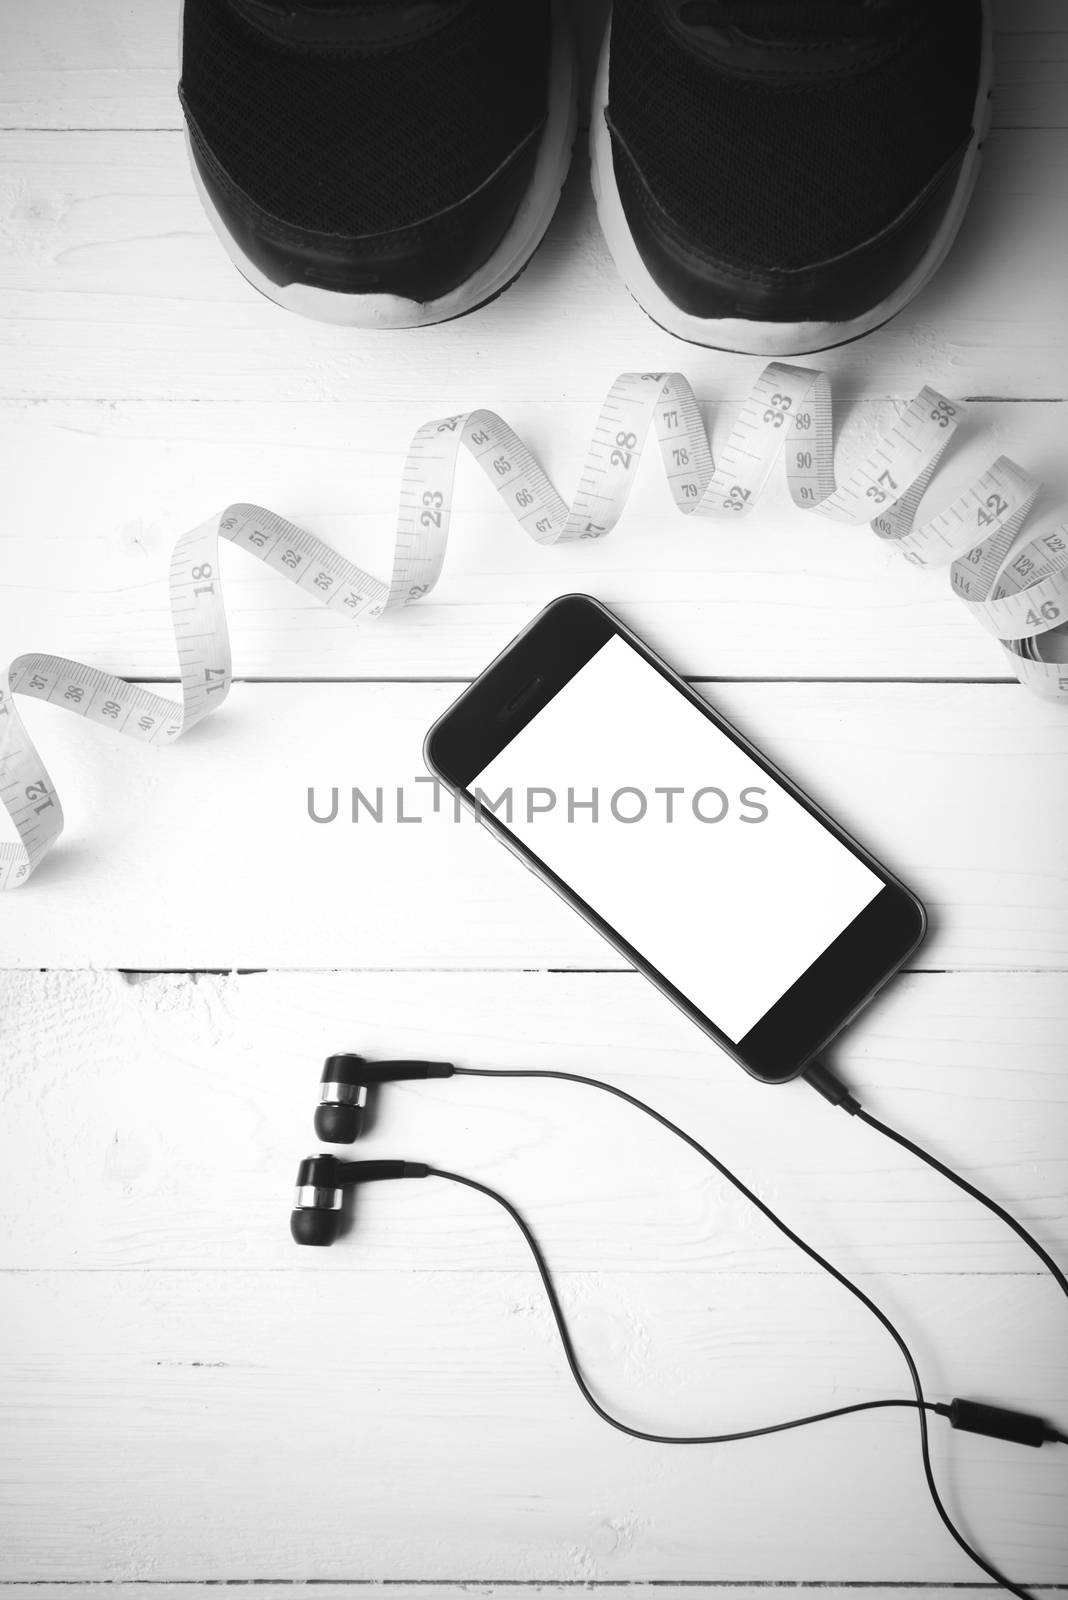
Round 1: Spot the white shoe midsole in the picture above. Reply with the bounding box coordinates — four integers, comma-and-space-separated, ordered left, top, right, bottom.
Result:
589, 3, 994, 356
185, 0, 578, 328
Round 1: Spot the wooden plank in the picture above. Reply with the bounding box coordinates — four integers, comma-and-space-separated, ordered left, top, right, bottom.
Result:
1, 1266, 1065, 1581
0, 968, 1064, 1275
0, 129, 1065, 402
0, 0, 1061, 130
5, 1593, 1068, 1600
0, 682, 1065, 970
2, 396, 1063, 682
6, 1593, 1068, 1600
997, 29, 1068, 129
3, 960, 1065, 1583
0, 3, 176, 131
1001, 0, 1068, 33
1, 5, 1064, 1593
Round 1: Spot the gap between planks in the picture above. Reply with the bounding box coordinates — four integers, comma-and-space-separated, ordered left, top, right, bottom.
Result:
112, 678, 1025, 686
2, 1583, 1067, 1590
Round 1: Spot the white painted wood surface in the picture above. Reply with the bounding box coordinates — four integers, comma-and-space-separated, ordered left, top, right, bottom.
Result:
1, 682, 1067, 969
0, 1, 1066, 1597
1, 126, 1066, 402
0, 969, 1066, 1585
3, 969, 1066, 1276
3, 396, 1067, 682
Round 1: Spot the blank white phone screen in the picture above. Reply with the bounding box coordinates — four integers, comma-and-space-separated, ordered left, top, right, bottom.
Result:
472, 633, 883, 1042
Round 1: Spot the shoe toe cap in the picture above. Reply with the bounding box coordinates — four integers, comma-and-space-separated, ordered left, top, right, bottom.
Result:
185, 111, 544, 306
609, 121, 973, 330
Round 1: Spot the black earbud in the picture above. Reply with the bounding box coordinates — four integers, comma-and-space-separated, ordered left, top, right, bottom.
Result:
315, 1053, 454, 1143
291, 1153, 430, 1245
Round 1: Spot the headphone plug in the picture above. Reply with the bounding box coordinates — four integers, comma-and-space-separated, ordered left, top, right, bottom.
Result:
939, 1397, 1067, 1449
802, 1059, 861, 1114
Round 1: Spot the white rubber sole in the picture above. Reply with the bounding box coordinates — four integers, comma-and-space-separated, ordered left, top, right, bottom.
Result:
186, 0, 579, 328
590, 3, 994, 356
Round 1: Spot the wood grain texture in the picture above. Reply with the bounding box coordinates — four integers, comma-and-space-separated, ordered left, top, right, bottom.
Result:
1, 682, 1065, 970
2, 0, 1067, 1592
0, 0, 1061, 130
0, 969, 1066, 1584
2, 395, 1065, 682
2, 0, 1061, 131
0, 968, 1064, 1276
1, 1269, 1066, 1583
0, 124, 1065, 403
6, 1593, 1068, 1600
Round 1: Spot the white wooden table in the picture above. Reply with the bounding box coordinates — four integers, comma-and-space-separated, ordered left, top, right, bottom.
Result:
1, 3, 1066, 1598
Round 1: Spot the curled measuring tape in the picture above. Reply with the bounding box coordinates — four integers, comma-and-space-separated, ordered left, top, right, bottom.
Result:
3, 361, 1067, 889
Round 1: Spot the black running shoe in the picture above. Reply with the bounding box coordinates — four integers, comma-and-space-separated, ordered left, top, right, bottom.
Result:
592, 0, 991, 354
179, 0, 577, 326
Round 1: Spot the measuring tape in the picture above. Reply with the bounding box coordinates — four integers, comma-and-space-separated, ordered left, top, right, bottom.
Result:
3, 361, 1067, 890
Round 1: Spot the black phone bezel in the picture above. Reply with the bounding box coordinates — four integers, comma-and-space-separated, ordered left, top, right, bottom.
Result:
423, 593, 927, 1085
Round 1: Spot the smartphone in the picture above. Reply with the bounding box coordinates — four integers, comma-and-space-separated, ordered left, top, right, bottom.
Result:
424, 594, 926, 1084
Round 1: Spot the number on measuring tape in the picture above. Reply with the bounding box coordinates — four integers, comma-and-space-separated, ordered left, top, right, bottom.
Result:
3, 365, 1067, 890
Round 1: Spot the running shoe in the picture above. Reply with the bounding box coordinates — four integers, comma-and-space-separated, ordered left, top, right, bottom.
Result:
179, 0, 577, 326
591, 0, 991, 354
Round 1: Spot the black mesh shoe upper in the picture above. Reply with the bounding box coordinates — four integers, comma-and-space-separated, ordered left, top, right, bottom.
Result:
179, 0, 552, 299
605, 0, 984, 325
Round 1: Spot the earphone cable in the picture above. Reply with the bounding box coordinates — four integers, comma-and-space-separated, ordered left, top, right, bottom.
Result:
855, 1107, 1068, 1300
804, 1059, 1068, 1305
425, 1162, 936, 1443
448, 1065, 1043, 1600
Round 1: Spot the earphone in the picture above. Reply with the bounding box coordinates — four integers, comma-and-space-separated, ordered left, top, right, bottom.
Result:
314, 1054, 453, 1144
291, 1152, 431, 1245
290, 1051, 1067, 1600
